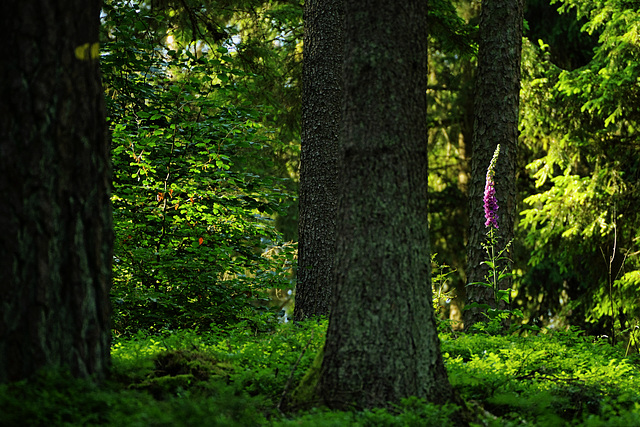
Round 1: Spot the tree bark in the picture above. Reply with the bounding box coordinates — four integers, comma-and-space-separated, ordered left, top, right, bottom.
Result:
317, 0, 455, 409
464, 0, 523, 330
0, 0, 112, 382
294, 0, 342, 321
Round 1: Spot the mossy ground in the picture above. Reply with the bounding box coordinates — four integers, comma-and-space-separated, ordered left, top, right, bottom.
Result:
1, 321, 639, 426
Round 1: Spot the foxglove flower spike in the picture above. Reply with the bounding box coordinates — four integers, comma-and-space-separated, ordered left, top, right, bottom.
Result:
484, 145, 500, 229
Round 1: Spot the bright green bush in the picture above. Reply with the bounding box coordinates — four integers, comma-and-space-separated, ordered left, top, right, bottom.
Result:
101, 1, 295, 337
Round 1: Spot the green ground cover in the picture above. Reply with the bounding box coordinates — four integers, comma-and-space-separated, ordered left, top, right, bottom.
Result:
1, 321, 639, 426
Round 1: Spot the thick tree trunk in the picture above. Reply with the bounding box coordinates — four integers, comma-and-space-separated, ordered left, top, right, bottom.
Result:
317, 0, 455, 409
0, 0, 112, 382
464, 0, 523, 330
294, 0, 342, 321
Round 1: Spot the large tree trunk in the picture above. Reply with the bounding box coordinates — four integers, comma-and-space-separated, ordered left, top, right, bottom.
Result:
464, 0, 524, 330
294, 0, 342, 321
317, 0, 455, 409
0, 0, 112, 383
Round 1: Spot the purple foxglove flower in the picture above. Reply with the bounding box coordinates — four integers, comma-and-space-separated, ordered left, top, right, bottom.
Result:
484, 145, 500, 229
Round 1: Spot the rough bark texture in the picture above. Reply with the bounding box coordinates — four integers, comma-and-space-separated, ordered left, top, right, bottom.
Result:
317, 0, 455, 409
294, 0, 342, 321
464, 0, 523, 330
0, 0, 112, 382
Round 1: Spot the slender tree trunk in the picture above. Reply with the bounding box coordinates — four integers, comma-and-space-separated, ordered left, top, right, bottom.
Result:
0, 0, 112, 382
449, 59, 475, 328
317, 0, 455, 409
294, 0, 342, 321
464, 0, 523, 330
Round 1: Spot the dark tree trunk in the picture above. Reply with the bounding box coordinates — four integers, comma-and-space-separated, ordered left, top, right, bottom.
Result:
0, 0, 112, 382
317, 0, 455, 409
464, 0, 524, 330
294, 0, 342, 321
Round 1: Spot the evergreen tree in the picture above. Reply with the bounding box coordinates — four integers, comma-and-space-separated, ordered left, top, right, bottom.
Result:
520, 0, 640, 335
317, 0, 456, 409
0, 0, 112, 382
294, 0, 342, 321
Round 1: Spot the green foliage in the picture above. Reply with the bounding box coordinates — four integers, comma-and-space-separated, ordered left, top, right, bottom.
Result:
525, 0, 598, 70
442, 327, 640, 425
519, 0, 640, 335
431, 254, 460, 332
426, 1, 479, 313
428, 0, 478, 57
276, 397, 461, 427
100, 0, 481, 338
0, 369, 112, 426
101, 0, 296, 336
108, 324, 640, 426
70, 0, 640, 424
465, 227, 523, 334
0, 367, 267, 426
289, 347, 323, 409
431, 254, 457, 313
3, 324, 640, 426
466, 145, 522, 331
112, 320, 326, 407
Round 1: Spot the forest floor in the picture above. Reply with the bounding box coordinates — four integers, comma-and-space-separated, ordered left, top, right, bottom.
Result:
1, 320, 639, 426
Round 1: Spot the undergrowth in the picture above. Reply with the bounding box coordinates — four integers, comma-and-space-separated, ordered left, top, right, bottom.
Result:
1, 322, 639, 426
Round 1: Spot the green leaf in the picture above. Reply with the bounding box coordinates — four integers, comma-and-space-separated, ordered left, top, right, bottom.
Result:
481, 261, 495, 269
463, 302, 491, 311
467, 281, 494, 288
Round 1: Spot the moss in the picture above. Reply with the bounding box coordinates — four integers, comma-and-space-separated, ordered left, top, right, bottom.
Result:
131, 349, 233, 399
153, 349, 232, 381
289, 347, 324, 410
136, 374, 194, 399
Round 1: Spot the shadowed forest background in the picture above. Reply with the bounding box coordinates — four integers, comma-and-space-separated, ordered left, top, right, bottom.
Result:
106, 0, 640, 341
2, 0, 640, 425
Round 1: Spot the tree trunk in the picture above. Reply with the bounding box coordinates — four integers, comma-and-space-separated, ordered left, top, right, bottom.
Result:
317, 0, 455, 409
464, 0, 523, 330
294, 0, 342, 321
0, 0, 112, 382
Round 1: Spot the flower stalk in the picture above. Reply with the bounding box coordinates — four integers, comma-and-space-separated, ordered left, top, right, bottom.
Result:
484, 144, 500, 229
466, 144, 522, 331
